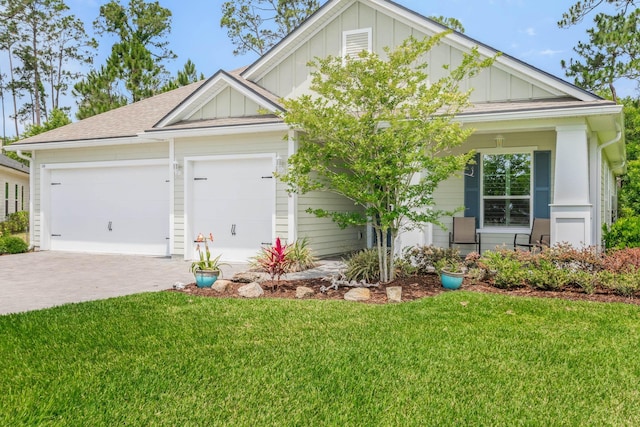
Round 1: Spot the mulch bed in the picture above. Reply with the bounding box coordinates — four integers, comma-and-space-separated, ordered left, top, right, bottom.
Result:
171, 274, 640, 306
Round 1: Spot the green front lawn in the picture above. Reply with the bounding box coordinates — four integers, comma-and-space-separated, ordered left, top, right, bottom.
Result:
1, 292, 639, 425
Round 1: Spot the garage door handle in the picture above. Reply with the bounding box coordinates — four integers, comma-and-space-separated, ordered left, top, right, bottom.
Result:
231, 224, 236, 236
108, 221, 112, 231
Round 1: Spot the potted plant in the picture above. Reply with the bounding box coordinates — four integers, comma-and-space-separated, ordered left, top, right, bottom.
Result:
435, 257, 466, 290
190, 233, 227, 288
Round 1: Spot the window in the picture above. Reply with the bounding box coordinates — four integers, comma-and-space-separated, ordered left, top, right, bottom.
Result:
15, 184, 18, 212
21, 186, 24, 211
482, 153, 531, 227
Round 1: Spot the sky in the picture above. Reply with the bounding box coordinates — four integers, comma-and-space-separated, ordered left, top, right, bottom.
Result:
2, 0, 635, 137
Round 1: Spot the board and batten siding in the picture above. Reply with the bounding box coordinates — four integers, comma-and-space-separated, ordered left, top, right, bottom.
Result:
432, 131, 556, 253
31, 142, 169, 249
297, 190, 366, 258
186, 87, 262, 121
255, 2, 559, 104
173, 132, 289, 256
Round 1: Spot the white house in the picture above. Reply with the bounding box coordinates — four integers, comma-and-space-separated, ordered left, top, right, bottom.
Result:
5, 0, 625, 260
0, 153, 29, 222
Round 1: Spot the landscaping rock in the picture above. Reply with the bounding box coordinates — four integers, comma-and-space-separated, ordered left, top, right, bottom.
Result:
212, 279, 231, 293
344, 288, 370, 302
386, 286, 402, 303
232, 272, 264, 283
296, 286, 315, 299
238, 282, 264, 298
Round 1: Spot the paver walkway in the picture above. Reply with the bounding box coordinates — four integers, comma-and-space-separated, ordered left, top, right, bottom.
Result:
0, 251, 343, 315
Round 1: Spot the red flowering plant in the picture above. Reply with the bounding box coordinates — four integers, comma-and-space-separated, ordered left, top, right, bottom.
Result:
190, 232, 227, 274
256, 237, 291, 289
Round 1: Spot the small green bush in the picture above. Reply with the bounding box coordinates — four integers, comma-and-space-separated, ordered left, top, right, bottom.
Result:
479, 250, 527, 289
0, 211, 29, 235
597, 270, 640, 297
0, 236, 29, 254
603, 217, 640, 250
285, 238, 318, 272
404, 245, 460, 274
527, 259, 570, 290
345, 248, 381, 283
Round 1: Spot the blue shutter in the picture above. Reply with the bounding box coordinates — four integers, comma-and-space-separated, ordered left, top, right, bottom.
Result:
464, 153, 481, 228
533, 151, 551, 219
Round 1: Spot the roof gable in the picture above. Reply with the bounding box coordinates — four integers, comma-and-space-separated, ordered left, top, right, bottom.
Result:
241, 0, 600, 103
155, 70, 283, 128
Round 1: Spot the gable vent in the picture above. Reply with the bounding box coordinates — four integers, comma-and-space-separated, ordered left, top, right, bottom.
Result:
343, 28, 372, 61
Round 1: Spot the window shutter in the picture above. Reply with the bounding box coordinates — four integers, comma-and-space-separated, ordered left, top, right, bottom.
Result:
343, 29, 372, 60
533, 151, 551, 219
464, 153, 481, 228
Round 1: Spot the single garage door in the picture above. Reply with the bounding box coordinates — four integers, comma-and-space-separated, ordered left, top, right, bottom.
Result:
191, 157, 274, 261
49, 163, 170, 255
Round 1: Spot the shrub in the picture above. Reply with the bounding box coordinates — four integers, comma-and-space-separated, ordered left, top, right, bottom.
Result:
603, 217, 640, 249
285, 238, 318, 272
255, 237, 290, 283
526, 259, 570, 291
597, 270, 640, 297
0, 211, 29, 235
541, 244, 604, 273
568, 270, 597, 294
345, 248, 381, 283
603, 247, 640, 273
403, 245, 460, 275
479, 250, 527, 289
0, 236, 29, 254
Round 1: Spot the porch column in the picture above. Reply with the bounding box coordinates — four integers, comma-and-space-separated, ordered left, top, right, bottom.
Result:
550, 124, 592, 247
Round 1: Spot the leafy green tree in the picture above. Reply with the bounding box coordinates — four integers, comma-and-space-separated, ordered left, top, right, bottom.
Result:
618, 97, 640, 217
220, 0, 319, 56
93, 0, 176, 103
279, 34, 494, 282
161, 59, 205, 93
0, 0, 93, 129
560, 9, 640, 102
72, 66, 127, 120
430, 16, 465, 33
558, 0, 637, 27
21, 107, 70, 138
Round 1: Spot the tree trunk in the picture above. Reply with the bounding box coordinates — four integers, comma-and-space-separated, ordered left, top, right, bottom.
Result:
7, 46, 19, 137
32, 25, 41, 126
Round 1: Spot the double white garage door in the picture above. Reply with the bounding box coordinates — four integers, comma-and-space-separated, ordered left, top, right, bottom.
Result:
46, 157, 274, 260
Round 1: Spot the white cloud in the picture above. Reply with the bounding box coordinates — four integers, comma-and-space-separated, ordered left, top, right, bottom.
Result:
524, 27, 536, 36
539, 49, 563, 56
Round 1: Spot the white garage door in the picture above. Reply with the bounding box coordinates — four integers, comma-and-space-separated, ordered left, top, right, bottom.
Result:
190, 157, 274, 261
49, 164, 170, 255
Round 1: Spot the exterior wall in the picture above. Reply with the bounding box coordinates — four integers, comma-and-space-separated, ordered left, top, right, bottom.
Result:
297, 191, 366, 258
31, 142, 168, 248
601, 156, 617, 246
432, 130, 556, 253
173, 132, 289, 256
256, 2, 557, 103
187, 87, 261, 121
0, 167, 29, 221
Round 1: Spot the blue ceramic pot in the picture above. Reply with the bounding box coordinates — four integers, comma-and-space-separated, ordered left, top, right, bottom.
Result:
440, 270, 464, 290
194, 270, 219, 288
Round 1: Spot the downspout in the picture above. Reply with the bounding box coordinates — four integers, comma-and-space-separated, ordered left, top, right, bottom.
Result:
597, 124, 622, 249
16, 149, 34, 250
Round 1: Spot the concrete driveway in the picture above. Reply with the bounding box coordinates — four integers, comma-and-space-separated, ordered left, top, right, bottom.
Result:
0, 251, 247, 315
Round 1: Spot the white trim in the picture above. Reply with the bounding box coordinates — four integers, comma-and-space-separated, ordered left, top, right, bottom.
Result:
156, 73, 283, 128
40, 158, 169, 252
458, 104, 623, 125
141, 122, 289, 140
6, 136, 161, 152
169, 138, 176, 255
287, 130, 298, 243
477, 148, 535, 230
183, 153, 277, 261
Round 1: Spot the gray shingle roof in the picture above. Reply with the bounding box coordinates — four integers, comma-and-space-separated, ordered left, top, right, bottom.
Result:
14, 81, 206, 145
0, 153, 29, 174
